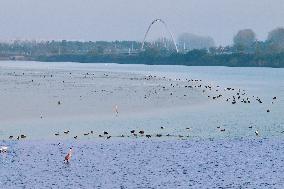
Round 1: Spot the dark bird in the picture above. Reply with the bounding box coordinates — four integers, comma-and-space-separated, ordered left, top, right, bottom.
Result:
20, 134, 27, 139
139, 131, 145, 135
130, 130, 135, 134
103, 131, 108, 135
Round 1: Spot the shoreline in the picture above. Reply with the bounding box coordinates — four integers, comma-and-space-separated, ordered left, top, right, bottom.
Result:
1, 59, 284, 69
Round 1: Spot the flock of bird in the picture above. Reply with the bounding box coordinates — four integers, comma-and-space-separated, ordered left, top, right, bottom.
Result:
0, 71, 281, 163
52, 126, 194, 140
4, 72, 279, 142
0, 123, 264, 163
137, 75, 277, 113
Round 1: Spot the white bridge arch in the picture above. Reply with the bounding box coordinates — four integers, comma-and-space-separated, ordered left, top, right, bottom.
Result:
141, 19, 179, 53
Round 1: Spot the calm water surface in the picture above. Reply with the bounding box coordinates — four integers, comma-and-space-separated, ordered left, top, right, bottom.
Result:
0, 62, 283, 188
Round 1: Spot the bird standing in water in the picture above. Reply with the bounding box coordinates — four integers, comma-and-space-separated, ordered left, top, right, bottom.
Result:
114, 105, 119, 116
255, 130, 259, 136
0, 146, 8, 153
64, 148, 72, 163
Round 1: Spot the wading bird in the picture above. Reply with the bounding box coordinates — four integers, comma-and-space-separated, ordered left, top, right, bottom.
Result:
114, 105, 119, 116
255, 130, 259, 136
64, 148, 73, 163
0, 146, 8, 153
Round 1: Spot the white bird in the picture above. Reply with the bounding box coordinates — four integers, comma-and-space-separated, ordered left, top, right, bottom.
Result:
64, 148, 72, 163
255, 130, 259, 136
0, 146, 8, 153
114, 105, 119, 116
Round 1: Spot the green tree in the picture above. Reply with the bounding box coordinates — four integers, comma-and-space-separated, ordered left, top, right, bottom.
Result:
233, 29, 256, 52
267, 27, 284, 52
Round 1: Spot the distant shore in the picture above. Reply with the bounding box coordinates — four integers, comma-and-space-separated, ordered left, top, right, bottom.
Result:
2, 50, 284, 68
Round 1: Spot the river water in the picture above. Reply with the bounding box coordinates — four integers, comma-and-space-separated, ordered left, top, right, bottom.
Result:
0, 61, 283, 188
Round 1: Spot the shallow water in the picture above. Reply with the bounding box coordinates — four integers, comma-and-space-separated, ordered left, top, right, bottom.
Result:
1, 139, 284, 189
0, 62, 284, 139
0, 61, 283, 188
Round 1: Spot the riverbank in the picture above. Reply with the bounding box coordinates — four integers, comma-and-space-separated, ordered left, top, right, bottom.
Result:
36, 51, 284, 68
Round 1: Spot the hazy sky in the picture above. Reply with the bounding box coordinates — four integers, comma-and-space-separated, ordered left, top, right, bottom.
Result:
0, 0, 283, 45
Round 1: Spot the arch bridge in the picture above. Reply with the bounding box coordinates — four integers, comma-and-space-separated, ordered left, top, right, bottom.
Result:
141, 19, 179, 53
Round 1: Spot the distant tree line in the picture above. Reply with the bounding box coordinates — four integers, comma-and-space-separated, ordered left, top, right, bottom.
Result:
1, 27, 284, 67
231, 27, 284, 54
0, 40, 142, 56
37, 49, 284, 68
